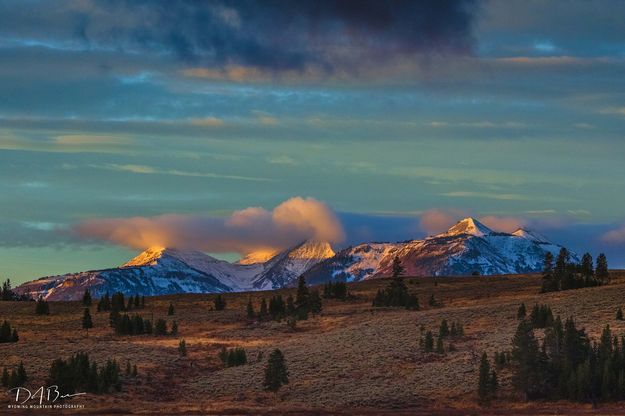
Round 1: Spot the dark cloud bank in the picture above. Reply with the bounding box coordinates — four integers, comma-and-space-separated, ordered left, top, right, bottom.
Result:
1, 0, 479, 73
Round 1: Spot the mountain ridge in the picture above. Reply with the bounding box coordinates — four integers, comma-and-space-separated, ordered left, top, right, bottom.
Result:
15, 218, 573, 300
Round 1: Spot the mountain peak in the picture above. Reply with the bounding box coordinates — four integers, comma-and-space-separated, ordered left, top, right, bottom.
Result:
442, 217, 493, 237
238, 249, 279, 265
288, 240, 335, 260
121, 246, 218, 268
512, 228, 550, 243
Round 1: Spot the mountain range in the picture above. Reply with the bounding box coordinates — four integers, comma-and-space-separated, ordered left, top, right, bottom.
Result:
15, 218, 571, 300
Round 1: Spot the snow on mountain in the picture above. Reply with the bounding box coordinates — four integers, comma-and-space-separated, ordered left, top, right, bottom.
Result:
439, 217, 493, 237
252, 240, 335, 290
303, 218, 574, 282
237, 249, 279, 265
15, 241, 333, 300
15, 218, 576, 300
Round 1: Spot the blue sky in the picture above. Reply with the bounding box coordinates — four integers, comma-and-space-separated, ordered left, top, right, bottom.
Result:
1, 0, 625, 283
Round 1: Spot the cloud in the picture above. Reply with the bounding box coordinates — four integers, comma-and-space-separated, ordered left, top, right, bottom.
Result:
441, 191, 529, 201
602, 225, 625, 244
189, 117, 225, 127
478, 215, 527, 233
94, 163, 271, 182
72, 197, 345, 254
1, 0, 478, 77
419, 209, 465, 235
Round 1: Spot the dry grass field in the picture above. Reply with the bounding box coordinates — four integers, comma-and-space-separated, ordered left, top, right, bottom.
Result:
3, 271, 625, 415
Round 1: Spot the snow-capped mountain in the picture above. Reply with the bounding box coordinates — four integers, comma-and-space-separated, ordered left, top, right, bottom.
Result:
15, 218, 574, 300
15, 241, 333, 300
303, 218, 572, 283
251, 240, 335, 290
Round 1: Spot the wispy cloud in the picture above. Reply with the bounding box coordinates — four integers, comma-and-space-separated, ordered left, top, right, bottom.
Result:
95, 164, 272, 182
440, 191, 529, 201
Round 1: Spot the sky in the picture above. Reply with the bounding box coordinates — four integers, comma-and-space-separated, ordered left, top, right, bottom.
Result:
1, 0, 625, 284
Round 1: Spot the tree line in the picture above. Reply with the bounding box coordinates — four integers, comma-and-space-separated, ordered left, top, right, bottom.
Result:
47, 352, 137, 395
246, 276, 322, 323
510, 309, 625, 403
542, 249, 609, 293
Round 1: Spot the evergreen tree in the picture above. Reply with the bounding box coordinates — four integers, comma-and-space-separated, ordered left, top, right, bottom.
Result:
0, 320, 18, 343
310, 290, 322, 316
35, 296, 50, 315
478, 352, 492, 403
436, 334, 445, 354
171, 321, 178, 336
263, 349, 289, 392
439, 319, 450, 338
1, 278, 14, 300
511, 320, 542, 399
154, 319, 168, 336
141, 295, 145, 308
541, 251, 557, 292
168, 302, 175, 316
132, 364, 137, 377
110, 292, 126, 312
517, 303, 527, 319
246, 298, 255, 319
286, 295, 295, 316
581, 253, 594, 281
391, 255, 405, 278
424, 330, 434, 352
1, 367, 8, 387
596, 253, 609, 284
214, 294, 226, 311
295, 275, 310, 320
134, 294, 140, 309
617, 307, 624, 321
82, 308, 93, 329
259, 298, 268, 319
178, 339, 187, 357
98, 292, 111, 312
82, 289, 92, 306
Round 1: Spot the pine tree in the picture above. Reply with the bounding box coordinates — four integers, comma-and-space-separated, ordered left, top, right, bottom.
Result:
511, 320, 541, 400
154, 319, 167, 336
391, 255, 405, 278
82, 308, 93, 329
517, 303, 527, 319
1, 367, 8, 387
439, 319, 450, 338
617, 307, 624, 321
259, 298, 268, 319
178, 339, 187, 357
171, 321, 178, 336
35, 296, 50, 315
436, 335, 445, 354
125, 361, 131, 376
132, 364, 137, 377
134, 294, 140, 309
596, 253, 609, 284
310, 290, 322, 315
214, 294, 226, 311
141, 295, 145, 308
581, 253, 594, 281
541, 251, 557, 292
246, 298, 255, 319
478, 352, 491, 403
424, 330, 434, 352
263, 349, 289, 392
82, 289, 92, 306
295, 275, 310, 320
168, 302, 175, 316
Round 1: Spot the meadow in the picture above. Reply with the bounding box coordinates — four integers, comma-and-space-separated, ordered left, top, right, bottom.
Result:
3, 272, 625, 415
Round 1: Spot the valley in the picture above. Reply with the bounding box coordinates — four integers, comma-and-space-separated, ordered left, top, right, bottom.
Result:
3, 271, 625, 414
